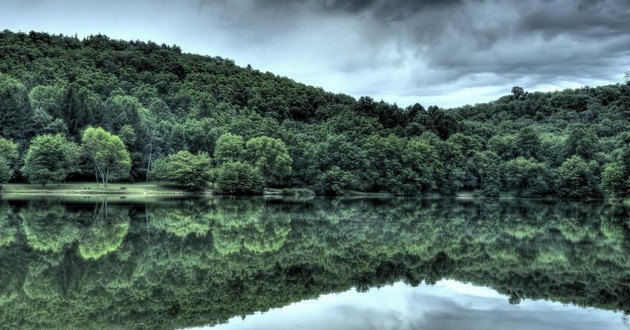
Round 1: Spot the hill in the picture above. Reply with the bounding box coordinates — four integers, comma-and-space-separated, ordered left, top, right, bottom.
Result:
1, 30, 630, 198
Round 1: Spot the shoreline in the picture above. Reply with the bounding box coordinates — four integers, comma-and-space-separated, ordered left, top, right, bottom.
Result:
0, 183, 617, 202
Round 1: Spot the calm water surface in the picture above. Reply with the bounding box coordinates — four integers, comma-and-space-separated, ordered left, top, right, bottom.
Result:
0, 196, 628, 329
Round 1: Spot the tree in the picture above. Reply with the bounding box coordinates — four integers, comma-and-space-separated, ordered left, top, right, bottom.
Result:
214, 133, 245, 165
516, 127, 540, 159
0, 158, 10, 184
601, 162, 627, 201
599, 146, 630, 201
502, 157, 551, 197
314, 166, 358, 195
153, 151, 212, 190
245, 136, 292, 186
82, 127, 131, 189
21, 134, 80, 186
0, 137, 18, 183
565, 127, 598, 160
215, 161, 263, 195
482, 162, 501, 197
556, 156, 599, 198
0, 73, 32, 141
58, 82, 99, 136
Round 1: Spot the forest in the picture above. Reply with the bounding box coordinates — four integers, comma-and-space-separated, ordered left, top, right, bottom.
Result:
0, 197, 628, 329
1, 30, 630, 199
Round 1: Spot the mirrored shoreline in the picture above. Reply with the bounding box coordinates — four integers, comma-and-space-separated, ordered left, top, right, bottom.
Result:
0, 196, 628, 329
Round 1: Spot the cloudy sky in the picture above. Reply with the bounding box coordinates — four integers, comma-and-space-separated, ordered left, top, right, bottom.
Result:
1, 0, 629, 108
204, 281, 626, 330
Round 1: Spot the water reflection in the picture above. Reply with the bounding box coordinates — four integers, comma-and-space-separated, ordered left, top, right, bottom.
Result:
206, 281, 628, 330
0, 197, 628, 329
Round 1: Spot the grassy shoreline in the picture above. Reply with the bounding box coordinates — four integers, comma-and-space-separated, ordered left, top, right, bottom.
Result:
0, 183, 194, 196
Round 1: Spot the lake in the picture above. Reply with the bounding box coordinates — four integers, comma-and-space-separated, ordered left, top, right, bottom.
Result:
0, 196, 628, 329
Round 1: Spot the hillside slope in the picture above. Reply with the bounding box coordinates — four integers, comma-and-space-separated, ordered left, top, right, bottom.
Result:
1, 30, 630, 198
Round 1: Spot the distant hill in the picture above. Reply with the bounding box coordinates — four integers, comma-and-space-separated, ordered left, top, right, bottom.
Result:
1, 30, 630, 199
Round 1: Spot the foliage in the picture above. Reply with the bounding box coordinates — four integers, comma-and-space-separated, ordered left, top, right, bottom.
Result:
81, 127, 131, 189
502, 157, 551, 197
555, 156, 600, 198
0, 197, 628, 329
214, 133, 245, 165
1, 31, 630, 198
215, 161, 264, 195
154, 150, 212, 190
601, 162, 627, 201
21, 134, 80, 185
0, 137, 18, 183
245, 136, 292, 186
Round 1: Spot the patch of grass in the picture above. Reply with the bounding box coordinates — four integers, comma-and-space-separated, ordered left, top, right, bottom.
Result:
279, 188, 315, 197
0, 182, 195, 196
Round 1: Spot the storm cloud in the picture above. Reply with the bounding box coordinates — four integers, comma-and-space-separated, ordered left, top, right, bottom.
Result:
1, 0, 629, 107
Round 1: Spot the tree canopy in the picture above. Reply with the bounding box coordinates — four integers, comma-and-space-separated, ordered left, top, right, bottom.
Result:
81, 127, 131, 189
1, 30, 630, 199
21, 134, 80, 185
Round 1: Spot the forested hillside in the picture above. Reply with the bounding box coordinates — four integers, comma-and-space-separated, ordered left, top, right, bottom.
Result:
1, 30, 630, 198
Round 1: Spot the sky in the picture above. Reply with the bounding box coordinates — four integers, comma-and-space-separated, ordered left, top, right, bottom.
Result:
1, 0, 629, 108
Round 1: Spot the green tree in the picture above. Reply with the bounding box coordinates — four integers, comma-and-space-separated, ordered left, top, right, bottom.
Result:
516, 127, 541, 159
502, 157, 551, 197
214, 133, 245, 165
565, 127, 598, 160
0, 137, 18, 183
600, 162, 627, 201
314, 166, 358, 195
29, 85, 66, 135
58, 82, 99, 136
245, 136, 292, 186
556, 156, 599, 198
82, 127, 131, 189
215, 161, 263, 195
154, 151, 213, 190
21, 134, 80, 186
0, 73, 32, 141
482, 162, 501, 197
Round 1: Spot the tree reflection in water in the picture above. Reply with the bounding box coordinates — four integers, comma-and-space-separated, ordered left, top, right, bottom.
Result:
0, 197, 627, 329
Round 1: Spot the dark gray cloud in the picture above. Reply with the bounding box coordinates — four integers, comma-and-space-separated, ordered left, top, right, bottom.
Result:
1, 0, 629, 107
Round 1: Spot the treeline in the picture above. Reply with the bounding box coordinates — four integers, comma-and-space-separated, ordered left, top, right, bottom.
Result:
1, 30, 630, 198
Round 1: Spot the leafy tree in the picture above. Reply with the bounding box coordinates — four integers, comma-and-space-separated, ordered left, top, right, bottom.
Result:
482, 162, 501, 197
29, 85, 66, 135
502, 157, 551, 197
601, 162, 627, 201
154, 151, 213, 190
58, 82, 99, 136
215, 161, 263, 194
21, 134, 80, 186
214, 133, 245, 165
314, 166, 358, 195
516, 127, 541, 159
82, 127, 131, 189
0, 73, 32, 141
0, 137, 18, 182
599, 146, 630, 201
565, 127, 598, 160
0, 158, 10, 185
556, 156, 599, 198
245, 136, 292, 186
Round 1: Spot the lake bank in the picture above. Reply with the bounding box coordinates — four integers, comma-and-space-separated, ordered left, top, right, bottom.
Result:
0, 183, 191, 196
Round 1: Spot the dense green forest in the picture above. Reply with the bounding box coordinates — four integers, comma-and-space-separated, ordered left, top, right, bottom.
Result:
1, 30, 630, 198
0, 197, 628, 329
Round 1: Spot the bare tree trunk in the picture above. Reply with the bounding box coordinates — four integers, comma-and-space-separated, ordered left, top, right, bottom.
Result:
146, 144, 153, 182
94, 163, 99, 188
